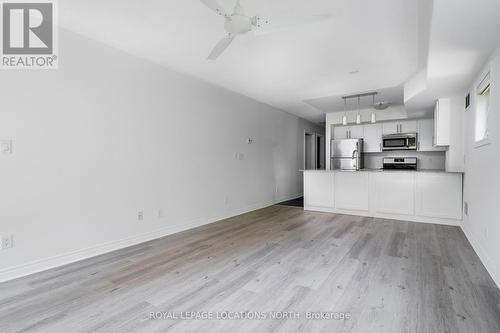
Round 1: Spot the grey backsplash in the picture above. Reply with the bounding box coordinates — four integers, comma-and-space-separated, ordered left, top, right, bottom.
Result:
364, 151, 446, 170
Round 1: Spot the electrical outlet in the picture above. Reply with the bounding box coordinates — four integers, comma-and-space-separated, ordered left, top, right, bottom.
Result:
1, 235, 14, 250
0, 140, 12, 154
138, 211, 144, 221
464, 202, 468, 216
157, 209, 164, 219
224, 196, 229, 206
275, 185, 279, 193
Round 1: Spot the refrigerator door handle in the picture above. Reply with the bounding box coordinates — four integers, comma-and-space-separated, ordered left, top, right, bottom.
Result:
353, 141, 359, 170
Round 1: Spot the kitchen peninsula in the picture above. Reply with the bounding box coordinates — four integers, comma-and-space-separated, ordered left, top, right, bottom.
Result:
303, 169, 463, 225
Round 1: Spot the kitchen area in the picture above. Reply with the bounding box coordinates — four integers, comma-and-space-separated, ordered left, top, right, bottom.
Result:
303, 94, 465, 226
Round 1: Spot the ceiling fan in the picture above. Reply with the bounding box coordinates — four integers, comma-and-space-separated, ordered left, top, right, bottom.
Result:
200, 0, 266, 60
200, 0, 334, 60
372, 101, 392, 110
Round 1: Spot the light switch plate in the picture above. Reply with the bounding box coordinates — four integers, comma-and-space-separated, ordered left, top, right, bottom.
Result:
1, 235, 14, 250
0, 140, 12, 154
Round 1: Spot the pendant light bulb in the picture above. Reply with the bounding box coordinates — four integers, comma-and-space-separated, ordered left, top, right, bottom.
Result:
356, 96, 361, 124
342, 98, 347, 126
371, 95, 377, 123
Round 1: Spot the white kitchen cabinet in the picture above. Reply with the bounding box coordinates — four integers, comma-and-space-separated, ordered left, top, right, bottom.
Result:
334, 172, 369, 211
303, 172, 334, 208
416, 173, 462, 219
303, 170, 464, 225
399, 120, 417, 133
363, 123, 382, 152
349, 125, 364, 139
334, 126, 349, 140
374, 172, 415, 215
382, 122, 399, 135
382, 120, 417, 135
417, 118, 446, 152
445, 97, 465, 172
333, 125, 364, 140
434, 98, 451, 146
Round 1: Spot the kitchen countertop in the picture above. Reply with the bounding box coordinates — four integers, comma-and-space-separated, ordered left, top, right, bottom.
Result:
300, 169, 463, 174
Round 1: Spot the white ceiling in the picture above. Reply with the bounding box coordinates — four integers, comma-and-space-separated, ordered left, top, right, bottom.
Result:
59, 0, 419, 123
405, 0, 500, 111
305, 86, 404, 113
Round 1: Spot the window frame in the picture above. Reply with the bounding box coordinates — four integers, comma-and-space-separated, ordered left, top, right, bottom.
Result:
474, 70, 492, 148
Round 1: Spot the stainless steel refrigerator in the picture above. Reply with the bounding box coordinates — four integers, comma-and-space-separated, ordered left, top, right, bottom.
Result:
330, 139, 364, 171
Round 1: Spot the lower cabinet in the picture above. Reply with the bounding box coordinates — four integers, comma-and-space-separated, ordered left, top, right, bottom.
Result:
374, 172, 415, 215
416, 173, 463, 219
303, 172, 334, 208
334, 172, 369, 211
303, 170, 463, 224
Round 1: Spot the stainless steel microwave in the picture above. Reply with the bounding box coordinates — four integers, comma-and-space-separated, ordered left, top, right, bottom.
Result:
382, 133, 417, 151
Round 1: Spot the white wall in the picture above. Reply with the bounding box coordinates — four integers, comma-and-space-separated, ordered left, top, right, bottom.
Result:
462, 42, 500, 287
0, 29, 323, 281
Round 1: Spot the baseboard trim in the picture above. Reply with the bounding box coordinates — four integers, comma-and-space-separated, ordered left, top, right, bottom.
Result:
0, 194, 301, 283
460, 224, 500, 289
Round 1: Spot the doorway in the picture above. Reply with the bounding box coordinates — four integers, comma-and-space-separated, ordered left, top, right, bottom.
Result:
304, 133, 315, 170
316, 134, 325, 169
304, 132, 325, 170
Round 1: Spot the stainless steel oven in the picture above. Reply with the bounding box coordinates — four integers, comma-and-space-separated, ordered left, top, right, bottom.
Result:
382, 133, 417, 151
383, 157, 418, 170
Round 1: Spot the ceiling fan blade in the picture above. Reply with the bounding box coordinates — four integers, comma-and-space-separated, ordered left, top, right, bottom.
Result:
254, 13, 334, 35
208, 35, 235, 60
373, 102, 392, 110
200, 0, 229, 17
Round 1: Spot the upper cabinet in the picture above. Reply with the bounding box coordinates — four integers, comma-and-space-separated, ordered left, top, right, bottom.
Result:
333, 126, 349, 140
349, 125, 364, 139
382, 120, 417, 135
417, 118, 446, 152
400, 120, 418, 134
382, 122, 398, 135
434, 98, 451, 146
333, 125, 364, 140
363, 123, 382, 152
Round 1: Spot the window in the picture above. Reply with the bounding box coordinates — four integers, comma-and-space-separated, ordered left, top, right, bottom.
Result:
475, 72, 491, 144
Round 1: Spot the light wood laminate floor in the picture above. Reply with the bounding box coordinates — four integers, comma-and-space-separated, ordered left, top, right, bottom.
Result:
1, 206, 499, 333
